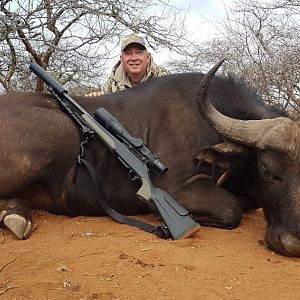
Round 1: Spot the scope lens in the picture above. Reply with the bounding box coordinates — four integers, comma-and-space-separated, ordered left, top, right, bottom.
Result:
152, 159, 168, 175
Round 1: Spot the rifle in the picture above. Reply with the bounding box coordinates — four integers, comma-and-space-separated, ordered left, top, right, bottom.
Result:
29, 63, 200, 240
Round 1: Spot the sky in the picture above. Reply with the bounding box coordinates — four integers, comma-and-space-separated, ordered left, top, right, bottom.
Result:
153, 0, 234, 64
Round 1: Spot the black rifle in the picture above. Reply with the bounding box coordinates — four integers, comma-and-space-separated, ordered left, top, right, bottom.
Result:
29, 63, 200, 240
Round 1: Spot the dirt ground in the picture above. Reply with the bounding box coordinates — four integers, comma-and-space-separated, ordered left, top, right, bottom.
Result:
0, 209, 300, 300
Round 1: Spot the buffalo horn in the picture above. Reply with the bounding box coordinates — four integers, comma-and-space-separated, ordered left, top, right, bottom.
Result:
197, 60, 297, 153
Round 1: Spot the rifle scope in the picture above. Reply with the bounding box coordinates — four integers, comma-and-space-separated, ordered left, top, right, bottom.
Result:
95, 108, 168, 175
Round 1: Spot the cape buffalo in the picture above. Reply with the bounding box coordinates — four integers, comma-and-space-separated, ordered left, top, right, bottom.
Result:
0, 61, 299, 257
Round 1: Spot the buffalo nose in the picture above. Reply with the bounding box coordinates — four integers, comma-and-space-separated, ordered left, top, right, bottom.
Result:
280, 233, 300, 257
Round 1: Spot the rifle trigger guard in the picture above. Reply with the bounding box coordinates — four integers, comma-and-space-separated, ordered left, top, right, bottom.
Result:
128, 170, 138, 181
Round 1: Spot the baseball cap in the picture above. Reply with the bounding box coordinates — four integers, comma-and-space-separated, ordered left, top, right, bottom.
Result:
121, 34, 147, 51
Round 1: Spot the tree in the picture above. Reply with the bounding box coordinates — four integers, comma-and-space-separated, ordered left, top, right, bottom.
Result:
0, 0, 189, 93
167, 0, 300, 117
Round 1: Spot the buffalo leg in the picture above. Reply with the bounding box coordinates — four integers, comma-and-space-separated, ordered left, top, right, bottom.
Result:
0, 199, 33, 239
176, 179, 243, 229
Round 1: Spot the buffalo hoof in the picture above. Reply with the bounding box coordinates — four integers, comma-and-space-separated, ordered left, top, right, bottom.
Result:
0, 199, 33, 239
268, 232, 300, 257
280, 233, 300, 257
266, 227, 300, 257
3, 214, 32, 239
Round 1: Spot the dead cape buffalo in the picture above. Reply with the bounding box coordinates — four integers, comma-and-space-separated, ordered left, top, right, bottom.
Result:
1, 61, 300, 257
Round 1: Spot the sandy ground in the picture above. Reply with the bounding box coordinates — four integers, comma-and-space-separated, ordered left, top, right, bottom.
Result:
0, 208, 300, 300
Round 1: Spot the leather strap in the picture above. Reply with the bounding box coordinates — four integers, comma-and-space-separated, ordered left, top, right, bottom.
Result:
79, 156, 170, 239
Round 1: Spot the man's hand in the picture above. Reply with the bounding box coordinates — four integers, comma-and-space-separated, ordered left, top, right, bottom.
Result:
85, 91, 103, 97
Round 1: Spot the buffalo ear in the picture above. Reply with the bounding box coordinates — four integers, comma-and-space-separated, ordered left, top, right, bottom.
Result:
195, 142, 248, 169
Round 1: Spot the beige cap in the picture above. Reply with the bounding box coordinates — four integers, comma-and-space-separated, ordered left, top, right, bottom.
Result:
121, 34, 147, 51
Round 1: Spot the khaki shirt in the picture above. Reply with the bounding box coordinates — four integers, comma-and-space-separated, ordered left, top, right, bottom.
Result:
103, 58, 170, 94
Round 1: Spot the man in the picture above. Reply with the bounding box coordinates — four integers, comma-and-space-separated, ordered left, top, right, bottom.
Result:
102, 33, 170, 94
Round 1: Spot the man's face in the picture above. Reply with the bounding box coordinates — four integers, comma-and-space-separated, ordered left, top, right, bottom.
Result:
121, 44, 150, 78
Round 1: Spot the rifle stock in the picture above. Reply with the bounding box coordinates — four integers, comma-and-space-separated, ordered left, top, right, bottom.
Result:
151, 192, 200, 239
137, 178, 200, 239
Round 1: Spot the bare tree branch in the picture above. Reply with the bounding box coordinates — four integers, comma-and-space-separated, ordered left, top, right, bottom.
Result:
0, 0, 191, 93
167, 0, 300, 118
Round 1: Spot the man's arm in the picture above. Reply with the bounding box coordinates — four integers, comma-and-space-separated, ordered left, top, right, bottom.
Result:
84, 75, 114, 96
102, 74, 114, 94
147, 61, 170, 78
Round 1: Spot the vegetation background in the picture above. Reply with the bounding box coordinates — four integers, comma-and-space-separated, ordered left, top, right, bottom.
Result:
1, 0, 300, 116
